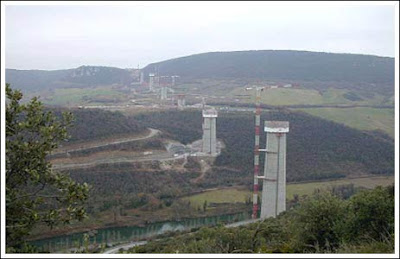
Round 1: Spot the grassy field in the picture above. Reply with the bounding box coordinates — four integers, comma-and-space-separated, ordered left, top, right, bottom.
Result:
43, 87, 128, 106
227, 87, 389, 106
286, 176, 394, 200
228, 87, 327, 105
182, 176, 394, 207
296, 107, 394, 138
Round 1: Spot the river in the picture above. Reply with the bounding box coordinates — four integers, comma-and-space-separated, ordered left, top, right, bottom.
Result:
30, 211, 252, 253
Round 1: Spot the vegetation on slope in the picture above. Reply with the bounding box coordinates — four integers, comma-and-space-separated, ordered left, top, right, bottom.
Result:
44, 108, 392, 234
43, 87, 130, 106
296, 107, 394, 138
181, 175, 394, 209
31, 108, 393, 242
5, 66, 136, 92
128, 186, 394, 254
68, 163, 200, 208
52, 108, 147, 143
228, 87, 392, 106
6, 85, 89, 252
133, 110, 394, 182
7, 50, 394, 97
143, 50, 394, 90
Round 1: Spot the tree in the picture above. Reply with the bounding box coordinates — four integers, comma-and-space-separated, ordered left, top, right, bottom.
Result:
203, 200, 207, 212
344, 185, 394, 242
289, 192, 346, 252
6, 84, 89, 251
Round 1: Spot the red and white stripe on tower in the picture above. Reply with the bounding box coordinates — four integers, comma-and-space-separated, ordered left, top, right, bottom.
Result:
252, 87, 263, 219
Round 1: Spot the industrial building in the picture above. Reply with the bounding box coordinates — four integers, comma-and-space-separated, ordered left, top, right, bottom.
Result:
202, 108, 218, 155
258, 121, 289, 219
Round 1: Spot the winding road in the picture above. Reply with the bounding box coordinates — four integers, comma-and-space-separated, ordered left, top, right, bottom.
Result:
52, 128, 160, 155
50, 128, 190, 170
51, 152, 185, 170
103, 241, 148, 254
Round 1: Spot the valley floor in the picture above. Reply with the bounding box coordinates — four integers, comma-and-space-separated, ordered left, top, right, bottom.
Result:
28, 174, 393, 243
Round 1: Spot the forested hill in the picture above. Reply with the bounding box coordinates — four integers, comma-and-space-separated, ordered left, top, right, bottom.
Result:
52, 108, 146, 143
6, 51, 394, 94
5, 66, 136, 92
134, 110, 394, 182
143, 50, 394, 85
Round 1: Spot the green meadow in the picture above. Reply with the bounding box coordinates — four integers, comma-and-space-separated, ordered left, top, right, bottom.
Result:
182, 176, 394, 207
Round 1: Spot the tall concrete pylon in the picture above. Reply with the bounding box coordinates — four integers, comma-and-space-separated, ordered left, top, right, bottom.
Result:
259, 121, 289, 219
140, 72, 144, 84
202, 108, 218, 155
177, 94, 185, 109
160, 86, 167, 100
148, 73, 155, 92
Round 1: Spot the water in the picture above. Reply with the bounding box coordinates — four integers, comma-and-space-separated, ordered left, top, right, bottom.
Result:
30, 211, 251, 252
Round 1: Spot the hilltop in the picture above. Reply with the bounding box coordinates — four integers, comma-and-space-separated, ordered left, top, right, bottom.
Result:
6, 50, 394, 95
5, 65, 138, 92
143, 50, 394, 95
143, 50, 394, 83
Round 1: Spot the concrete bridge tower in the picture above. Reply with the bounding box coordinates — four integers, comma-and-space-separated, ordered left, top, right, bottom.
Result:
177, 94, 186, 109
148, 73, 155, 92
160, 85, 167, 100
202, 108, 218, 155
259, 121, 289, 219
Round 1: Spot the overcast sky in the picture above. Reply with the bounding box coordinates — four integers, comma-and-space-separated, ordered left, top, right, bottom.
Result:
4, 2, 396, 70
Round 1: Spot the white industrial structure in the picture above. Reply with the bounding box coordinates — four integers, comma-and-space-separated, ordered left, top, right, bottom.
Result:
177, 94, 186, 109
160, 86, 167, 100
140, 72, 144, 84
171, 75, 180, 86
148, 73, 155, 92
158, 86, 174, 100
258, 121, 289, 219
202, 108, 218, 155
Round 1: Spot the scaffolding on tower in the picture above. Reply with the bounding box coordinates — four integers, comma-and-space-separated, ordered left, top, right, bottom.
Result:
245, 85, 264, 219
253, 86, 263, 219
246, 83, 288, 219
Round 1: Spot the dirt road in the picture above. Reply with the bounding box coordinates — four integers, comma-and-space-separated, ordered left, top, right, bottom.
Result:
103, 241, 148, 254
52, 152, 185, 170
52, 128, 160, 155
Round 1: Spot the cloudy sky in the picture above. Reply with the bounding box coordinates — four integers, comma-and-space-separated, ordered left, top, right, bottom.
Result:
4, 2, 397, 70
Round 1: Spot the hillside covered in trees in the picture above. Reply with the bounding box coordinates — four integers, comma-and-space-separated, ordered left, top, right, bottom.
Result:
5, 66, 136, 92
52, 108, 393, 217
52, 108, 146, 143
133, 109, 394, 183
26, 107, 394, 244
143, 50, 394, 93
6, 50, 394, 96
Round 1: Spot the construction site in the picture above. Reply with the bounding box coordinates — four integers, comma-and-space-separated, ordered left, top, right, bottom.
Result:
28, 67, 394, 254
49, 75, 292, 231
51, 69, 297, 217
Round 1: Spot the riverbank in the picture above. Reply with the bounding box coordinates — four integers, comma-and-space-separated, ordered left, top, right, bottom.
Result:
30, 210, 252, 253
